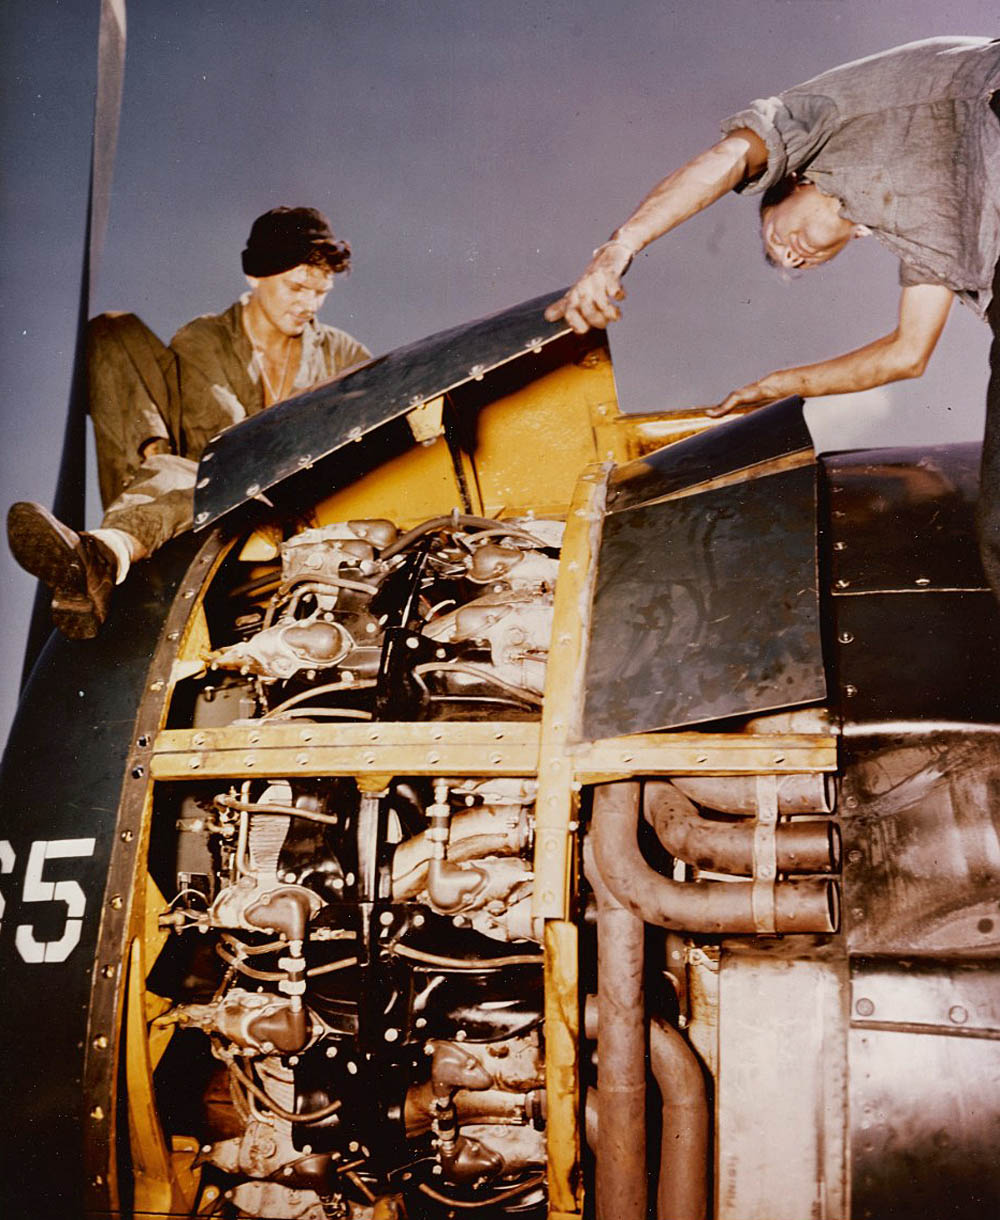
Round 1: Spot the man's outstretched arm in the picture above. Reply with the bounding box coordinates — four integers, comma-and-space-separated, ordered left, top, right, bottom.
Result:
545, 129, 768, 334
707, 283, 954, 416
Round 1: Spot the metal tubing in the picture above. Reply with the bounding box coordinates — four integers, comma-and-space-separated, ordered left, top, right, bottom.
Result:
584, 994, 599, 1041
583, 1026, 709, 1220
645, 780, 839, 875
591, 782, 837, 934
649, 1018, 709, 1220
391, 808, 524, 899
670, 773, 834, 815
584, 1087, 599, 1153
404, 1084, 530, 1137
585, 843, 648, 1220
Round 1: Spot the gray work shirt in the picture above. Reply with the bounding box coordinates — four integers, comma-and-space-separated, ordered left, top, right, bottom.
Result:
720, 37, 1000, 317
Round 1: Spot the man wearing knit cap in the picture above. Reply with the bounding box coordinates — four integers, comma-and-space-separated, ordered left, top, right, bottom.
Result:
7, 206, 371, 639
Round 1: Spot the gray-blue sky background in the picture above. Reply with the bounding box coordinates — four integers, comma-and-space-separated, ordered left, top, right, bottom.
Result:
1, 0, 996, 743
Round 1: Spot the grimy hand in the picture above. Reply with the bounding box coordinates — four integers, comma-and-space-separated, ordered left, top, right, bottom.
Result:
545, 241, 635, 334
706, 380, 781, 418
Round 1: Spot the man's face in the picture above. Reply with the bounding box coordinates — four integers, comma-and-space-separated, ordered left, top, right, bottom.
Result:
248, 263, 336, 336
761, 182, 860, 270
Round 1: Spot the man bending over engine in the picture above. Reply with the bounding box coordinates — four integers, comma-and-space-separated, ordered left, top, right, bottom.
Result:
546, 38, 1000, 598
8, 206, 371, 639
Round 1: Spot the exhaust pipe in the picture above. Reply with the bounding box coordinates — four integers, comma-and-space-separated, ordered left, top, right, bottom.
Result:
671, 772, 834, 816
645, 780, 839, 875
584, 840, 711, 1220
649, 1017, 709, 1220
591, 782, 838, 934
585, 843, 648, 1220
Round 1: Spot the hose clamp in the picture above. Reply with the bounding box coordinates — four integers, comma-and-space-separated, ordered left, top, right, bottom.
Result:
751, 774, 778, 933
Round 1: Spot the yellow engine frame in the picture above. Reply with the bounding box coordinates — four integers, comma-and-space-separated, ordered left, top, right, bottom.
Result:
107, 333, 835, 1219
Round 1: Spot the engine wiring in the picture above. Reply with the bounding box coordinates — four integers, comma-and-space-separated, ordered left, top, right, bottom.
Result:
388, 943, 543, 970
260, 678, 379, 720
213, 793, 344, 826
417, 1173, 547, 1210
215, 939, 359, 981
224, 1053, 343, 1125
150, 512, 559, 1214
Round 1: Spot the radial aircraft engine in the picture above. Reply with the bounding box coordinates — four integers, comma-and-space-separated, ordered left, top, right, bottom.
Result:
1, 292, 999, 1220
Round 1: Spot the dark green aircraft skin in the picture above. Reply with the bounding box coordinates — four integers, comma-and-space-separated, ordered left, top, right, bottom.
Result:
0, 533, 202, 1218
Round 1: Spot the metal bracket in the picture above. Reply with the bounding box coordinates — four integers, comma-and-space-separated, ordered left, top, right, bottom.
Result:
406, 395, 445, 445
751, 773, 778, 933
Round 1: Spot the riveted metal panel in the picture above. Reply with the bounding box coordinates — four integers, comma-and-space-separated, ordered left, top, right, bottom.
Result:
607, 395, 811, 513
194, 291, 573, 527
850, 956, 1000, 1035
831, 590, 1000, 727
839, 734, 1000, 956
824, 443, 985, 595
582, 464, 825, 738
849, 1025, 1000, 1220
840, 736, 1000, 1217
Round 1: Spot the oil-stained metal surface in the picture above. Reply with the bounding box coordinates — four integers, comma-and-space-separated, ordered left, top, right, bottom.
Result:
404, 965, 543, 1042
194, 290, 571, 528
716, 943, 848, 1220
842, 734, 1000, 1217
850, 955, 1000, 1035
839, 734, 1000, 956
849, 1024, 1000, 1219
824, 442, 986, 593
582, 464, 825, 738
839, 727, 1000, 1215
831, 590, 1000, 726
607, 395, 811, 513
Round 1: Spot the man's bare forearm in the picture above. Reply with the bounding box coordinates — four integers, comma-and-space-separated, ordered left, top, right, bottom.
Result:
712, 336, 935, 416
764, 334, 930, 398
710, 284, 954, 415
612, 132, 767, 254
546, 130, 767, 332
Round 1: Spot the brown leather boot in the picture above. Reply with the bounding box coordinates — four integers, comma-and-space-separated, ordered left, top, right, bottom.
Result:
7, 502, 117, 639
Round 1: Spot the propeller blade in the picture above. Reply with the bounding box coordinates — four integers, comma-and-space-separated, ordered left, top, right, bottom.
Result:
21, 0, 127, 685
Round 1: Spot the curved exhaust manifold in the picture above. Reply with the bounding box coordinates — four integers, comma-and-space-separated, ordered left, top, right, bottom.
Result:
591, 781, 838, 935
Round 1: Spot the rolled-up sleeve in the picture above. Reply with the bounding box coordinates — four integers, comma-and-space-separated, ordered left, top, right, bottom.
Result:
721, 91, 839, 195
898, 260, 949, 289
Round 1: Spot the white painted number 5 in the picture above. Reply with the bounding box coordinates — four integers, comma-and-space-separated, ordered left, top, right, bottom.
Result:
0, 840, 14, 941
8, 838, 97, 964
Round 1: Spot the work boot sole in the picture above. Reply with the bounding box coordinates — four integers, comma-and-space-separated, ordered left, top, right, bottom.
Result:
7, 502, 105, 639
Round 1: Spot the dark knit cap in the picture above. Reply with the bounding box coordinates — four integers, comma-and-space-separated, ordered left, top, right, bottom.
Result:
241, 206, 351, 277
